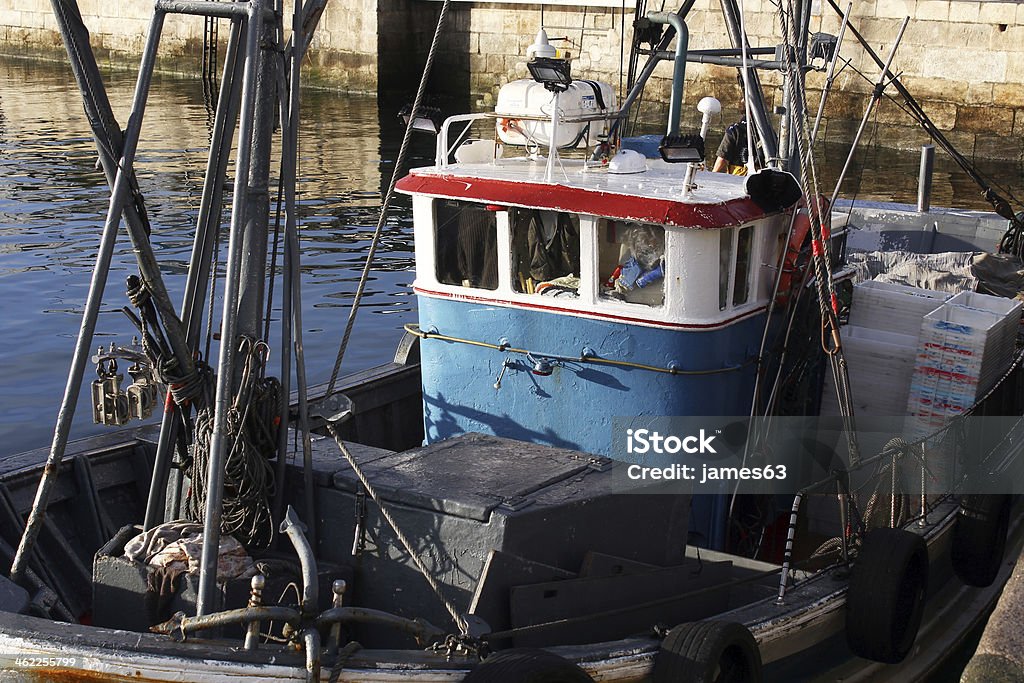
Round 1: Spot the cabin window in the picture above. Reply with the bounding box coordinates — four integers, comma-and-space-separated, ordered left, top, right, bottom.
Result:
434, 200, 498, 290
719, 228, 734, 310
733, 226, 753, 306
719, 225, 755, 310
598, 220, 665, 306
510, 209, 581, 296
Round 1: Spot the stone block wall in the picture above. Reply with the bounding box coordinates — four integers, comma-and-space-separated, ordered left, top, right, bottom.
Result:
438, 0, 1024, 160
1, 0, 1023, 159
0, 0, 436, 93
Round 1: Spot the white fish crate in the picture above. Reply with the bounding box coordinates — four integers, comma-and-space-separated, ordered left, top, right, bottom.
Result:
909, 294, 1021, 419
823, 326, 917, 416
945, 290, 1022, 363
849, 281, 951, 339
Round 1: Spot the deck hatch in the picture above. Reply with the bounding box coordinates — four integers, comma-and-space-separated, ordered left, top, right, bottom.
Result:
332, 433, 593, 522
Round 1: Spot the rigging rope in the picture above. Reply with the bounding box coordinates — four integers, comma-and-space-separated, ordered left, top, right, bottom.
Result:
312, 0, 470, 637
324, 0, 454, 397
776, 0, 861, 465
326, 424, 469, 635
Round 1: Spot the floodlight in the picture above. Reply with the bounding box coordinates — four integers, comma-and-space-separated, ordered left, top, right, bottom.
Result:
398, 104, 444, 135
658, 134, 705, 163
527, 57, 572, 93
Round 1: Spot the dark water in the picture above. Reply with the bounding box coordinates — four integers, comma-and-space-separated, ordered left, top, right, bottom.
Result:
0, 56, 1022, 456
0, 57, 434, 454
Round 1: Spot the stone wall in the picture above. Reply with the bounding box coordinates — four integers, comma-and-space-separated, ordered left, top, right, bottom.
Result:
0, 0, 437, 93
436, 0, 1024, 160
1, 0, 1022, 159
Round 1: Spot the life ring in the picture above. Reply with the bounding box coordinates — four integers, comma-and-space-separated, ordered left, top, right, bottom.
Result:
464, 647, 593, 682
775, 196, 829, 309
652, 620, 762, 683
845, 528, 928, 663
952, 494, 1012, 587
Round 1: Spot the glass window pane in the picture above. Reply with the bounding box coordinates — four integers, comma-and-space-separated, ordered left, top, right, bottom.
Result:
434, 200, 498, 290
510, 209, 580, 296
599, 221, 665, 306
733, 226, 753, 306
719, 227, 734, 311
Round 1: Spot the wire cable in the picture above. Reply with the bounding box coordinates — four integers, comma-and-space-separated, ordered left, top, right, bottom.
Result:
324, 0, 454, 397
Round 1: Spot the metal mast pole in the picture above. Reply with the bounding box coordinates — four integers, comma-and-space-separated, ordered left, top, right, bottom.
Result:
717, 0, 779, 164
10, 8, 168, 584
197, 0, 270, 616
145, 17, 246, 530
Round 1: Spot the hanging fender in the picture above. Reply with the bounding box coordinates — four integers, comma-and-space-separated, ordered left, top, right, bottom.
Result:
775, 195, 829, 308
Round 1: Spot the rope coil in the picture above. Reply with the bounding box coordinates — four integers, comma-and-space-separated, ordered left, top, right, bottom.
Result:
186, 337, 279, 550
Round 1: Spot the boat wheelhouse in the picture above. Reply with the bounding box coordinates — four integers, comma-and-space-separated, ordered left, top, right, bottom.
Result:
399, 137, 793, 457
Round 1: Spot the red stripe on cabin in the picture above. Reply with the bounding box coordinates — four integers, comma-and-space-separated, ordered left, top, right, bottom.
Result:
396, 172, 770, 229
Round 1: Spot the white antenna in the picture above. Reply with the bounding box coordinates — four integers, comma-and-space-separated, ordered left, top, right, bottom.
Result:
683, 97, 722, 195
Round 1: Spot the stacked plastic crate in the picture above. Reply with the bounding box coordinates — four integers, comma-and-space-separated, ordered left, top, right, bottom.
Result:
907, 291, 1022, 432
903, 291, 1021, 490
820, 281, 949, 417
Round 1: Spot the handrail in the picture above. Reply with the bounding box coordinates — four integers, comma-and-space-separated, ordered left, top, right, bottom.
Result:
436, 113, 491, 168
404, 323, 753, 376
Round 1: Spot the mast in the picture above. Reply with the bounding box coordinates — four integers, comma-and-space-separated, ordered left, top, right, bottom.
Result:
196, 0, 280, 615
717, 0, 779, 164
11, 0, 300, 618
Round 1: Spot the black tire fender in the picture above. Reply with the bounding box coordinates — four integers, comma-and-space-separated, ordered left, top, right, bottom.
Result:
652, 620, 763, 683
464, 647, 593, 683
845, 527, 928, 663
952, 494, 1012, 588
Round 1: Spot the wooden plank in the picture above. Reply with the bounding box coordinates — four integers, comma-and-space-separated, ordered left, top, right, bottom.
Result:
468, 550, 575, 632
510, 560, 734, 647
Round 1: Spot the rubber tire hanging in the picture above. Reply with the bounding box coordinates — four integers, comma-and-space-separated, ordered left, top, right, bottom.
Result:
652, 620, 763, 683
463, 648, 593, 682
845, 528, 928, 663
952, 494, 1012, 588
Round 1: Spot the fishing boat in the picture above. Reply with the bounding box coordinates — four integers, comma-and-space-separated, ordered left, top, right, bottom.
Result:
1, 0, 1022, 681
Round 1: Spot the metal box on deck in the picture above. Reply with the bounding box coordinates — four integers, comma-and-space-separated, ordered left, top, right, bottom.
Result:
317, 433, 690, 645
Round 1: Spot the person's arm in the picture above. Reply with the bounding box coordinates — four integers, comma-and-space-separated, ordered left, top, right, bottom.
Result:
713, 125, 736, 173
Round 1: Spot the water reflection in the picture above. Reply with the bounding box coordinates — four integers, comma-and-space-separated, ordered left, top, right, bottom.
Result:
0, 57, 432, 453
0, 55, 1021, 455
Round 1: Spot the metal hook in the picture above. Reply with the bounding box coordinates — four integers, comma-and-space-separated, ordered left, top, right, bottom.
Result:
494, 358, 512, 389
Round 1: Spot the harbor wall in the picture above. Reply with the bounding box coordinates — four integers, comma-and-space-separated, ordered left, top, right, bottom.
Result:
435, 0, 1024, 161
0, 0, 440, 92
1, 0, 1022, 160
